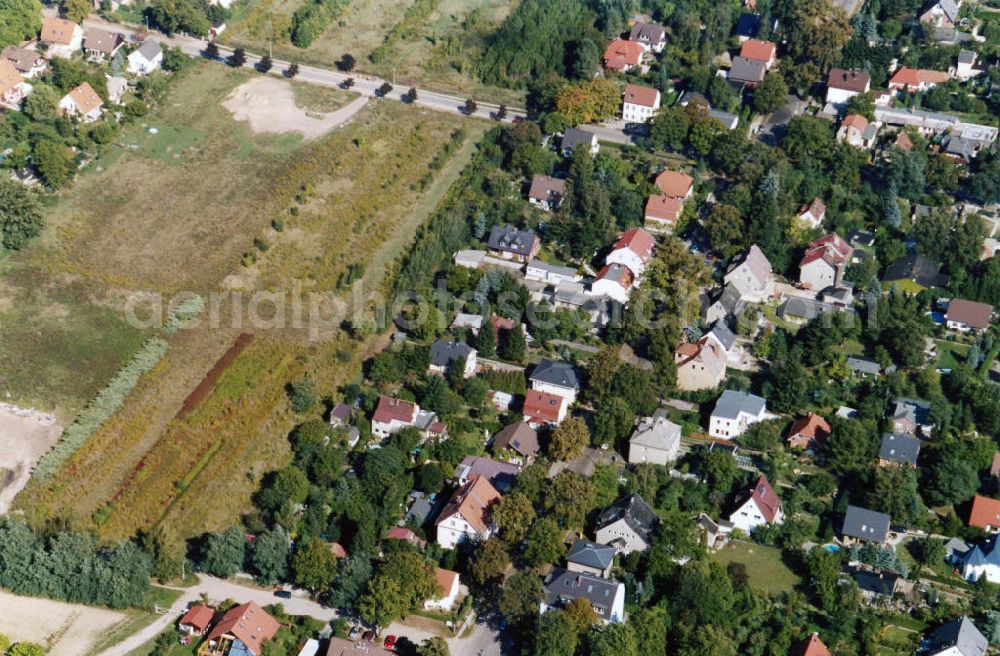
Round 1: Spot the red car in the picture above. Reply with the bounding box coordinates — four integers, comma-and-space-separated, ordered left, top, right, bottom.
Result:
362, 630, 375, 642
383, 635, 398, 650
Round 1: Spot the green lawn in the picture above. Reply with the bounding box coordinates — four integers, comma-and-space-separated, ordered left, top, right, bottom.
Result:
936, 340, 970, 370
709, 541, 802, 595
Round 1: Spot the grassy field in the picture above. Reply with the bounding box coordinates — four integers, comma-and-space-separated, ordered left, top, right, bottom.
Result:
709, 541, 802, 595
16, 62, 488, 544
222, 0, 526, 106
936, 340, 971, 370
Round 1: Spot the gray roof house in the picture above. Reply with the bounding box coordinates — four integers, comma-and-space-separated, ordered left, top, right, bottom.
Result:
924, 616, 987, 656
890, 397, 933, 436
405, 497, 433, 526
487, 224, 539, 261
595, 494, 659, 554
776, 297, 850, 322
565, 539, 616, 578
529, 359, 581, 399
628, 413, 682, 465
842, 505, 891, 544
701, 283, 745, 324
729, 56, 767, 84
561, 127, 598, 156
846, 355, 882, 377
884, 253, 950, 289
492, 421, 539, 458
429, 340, 476, 378
455, 455, 521, 492
709, 390, 769, 439
540, 567, 625, 624
878, 432, 921, 467
959, 536, 1000, 583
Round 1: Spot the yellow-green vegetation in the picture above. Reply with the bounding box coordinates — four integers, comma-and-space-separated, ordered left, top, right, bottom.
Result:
708, 541, 802, 595
223, 0, 525, 105
291, 81, 356, 113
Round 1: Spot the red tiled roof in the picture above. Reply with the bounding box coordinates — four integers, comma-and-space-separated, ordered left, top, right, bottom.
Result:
623, 83, 659, 107
435, 475, 502, 535
799, 197, 826, 219
612, 227, 655, 261
522, 389, 564, 424
888, 67, 950, 88
373, 396, 417, 424
827, 68, 870, 92
787, 413, 831, 447
645, 194, 683, 222
603, 39, 644, 71
799, 233, 853, 270
895, 132, 913, 151
65, 82, 103, 115
179, 604, 214, 632
791, 632, 832, 656
654, 170, 693, 198
946, 298, 993, 330
739, 39, 776, 63
204, 602, 279, 656
968, 495, 1000, 530
737, 474, 782, 524
434, 568, 459, 597
841, 113, 869, 130
41, 17, 78, 45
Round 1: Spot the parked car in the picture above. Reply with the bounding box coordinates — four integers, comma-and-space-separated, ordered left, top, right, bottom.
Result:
383, 635, 398, 650
274, 590, 292, 599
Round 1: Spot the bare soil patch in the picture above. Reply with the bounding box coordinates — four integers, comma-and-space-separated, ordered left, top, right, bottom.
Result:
0, 590, 127, 656
0, 406, 62, 513
223, 76, 368, 140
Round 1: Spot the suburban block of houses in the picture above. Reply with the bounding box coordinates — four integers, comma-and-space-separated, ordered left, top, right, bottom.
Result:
0, 60, 30, 110
627, 21, 666, 52
877, 432, 921, 468
127, 39, 163, 75
826, 68, 871, 105
798, 233, 853, 291
527, 175, 566, 211
889, 397, 933, 436
786, 412, 831, 452
197, 602, 279, 656
674, 335, 727, 391
603, 38, 644, 72
837, 114, 879, 149
529, 358, 580, 404
370, 396, 445, 440
429, 339, 477, 378
923, 616, 987, 656
967, 495, 1000, 532
796, 197, 826, 229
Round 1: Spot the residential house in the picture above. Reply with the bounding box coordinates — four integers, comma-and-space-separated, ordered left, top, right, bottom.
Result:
786, 412, 831, 451
703, 320, 741, 363
878, 432, 920, 468
628, 21, 666, 52
960, 537, 1000, 584
890, 397, 933, 436
709, 390, 769, 439
565, 539, 616, 578
1, 46, 46, 78
946, 299, 992, 333
826, 68, 871, 105
846, 228, 876, 252
797, 197, 826, 229
371, 396, 444, 440
923, 616, 987, 656
837, 114, 879, 149
841, 505, 891, 545
522, 389, 567, 427
777, 297, 851, 323
526, 260, 578, 285
701, 284, 745, 324
855, 569, 900, 603
561, 127, 599, 156
491, 421, 539, 459
628, 412, 682, 465
739, 39, 777, 68
83, 28, 124, 61
677, 90, 739, 128
595, 494, 659, 554
884, 253, 950, 290
592, 263, 634, 304
674, 336, 727, 391
603, 38, 644, 72
724, 244, 774, 303
875, 106, 957, 134
179, 604, 215, 637
895, 131, 914, 151
654, 170, 694, 199
968, 495, 1000, 532
527, 175, 566, 211
728, 475, 784, 534
728, 56, 766, 86
40, 17, 83, 59
799, 233, 853, 290
384, 526, 427, 549
198, 601, 279, 656
329, 402, 352, 427
127, 40, 163, 75
58, 82, 104, 123
920, 0, 961, 28
644, 194, 684, 231
540, 568, 625, 624
0, 61, 30, 109
791, 632, 831, 656
888, 67, 950, 92
735, 12, 762, 42
424, 568, 461, 611
487, 224, 540, 262
529, 359, 580, 403
621, 83, 660, 123
955, 50, 981, 80
106, 75, 128, 105
405, 496, 433, 526
696, 513, 735, 551
429, 339, 477, 378
435, 475, 502, 549
606, 227, 654, 278
846, 356, 883, 378
455, 455, 520, 492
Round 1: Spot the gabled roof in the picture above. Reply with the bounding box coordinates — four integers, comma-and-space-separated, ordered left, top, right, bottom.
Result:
522, 390, 564, 424
739, 39, 776, 63
435, 475, 502, 535
654, 170, 694, 198
846, 355, 881, 375
727, 244, 772, 287
603, 38, 644, 70
787, 413, 831, 442
799, 197, 826, 219
530, 359, 580, 389
83, 28, 122, 54
854, 569, 900, 596
879, 432, 921, 466
675, 337, 726, 377
430, 339, 475, 367
528, 175, 566, 203
40, 17, 79, 45
841, 113, 869, 130
179, 604, 214, 632
946, 299, 993, 329
800, 233, 853, 271
372, 396, 418, 425
596, 494, 659, 544
895, 131, 914, 151
0, 60, 23, 98
492, 421, 539, 457
925, 616, 987, 656
623, 83, 659, 108
892, 397, 932, 426
458, 455, 520, 491
734, 475, 782, 523
712, 389, 766, 420
827, 68, 871, 92
628, 21, 665, 44
842, 505, 891, 542
134, 39, 162, 60
566, 539, 616, 571
2, 46, 43, 73
707, 320, 736, 351
790, 632, 831, 656
488, 224, 537, 256
729, 56, 766, 83
204, 602, 279, 656
611, 227, 655, 262
64, 82, 103, 115
968, 495, 1000, 530
562, 127, 596, 151
629, 415, 681, 451
777, 297, 845, 321
542, 567, 622, 613
925, 0, 961, 23
884, 253, 950, 288
889, 67, 950, 87
962, 536, 1000, 570
434, 567, 459, 596
645, 194, 683, 221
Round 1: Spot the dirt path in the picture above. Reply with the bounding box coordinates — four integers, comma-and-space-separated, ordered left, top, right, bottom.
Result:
222, 76, 368, 140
